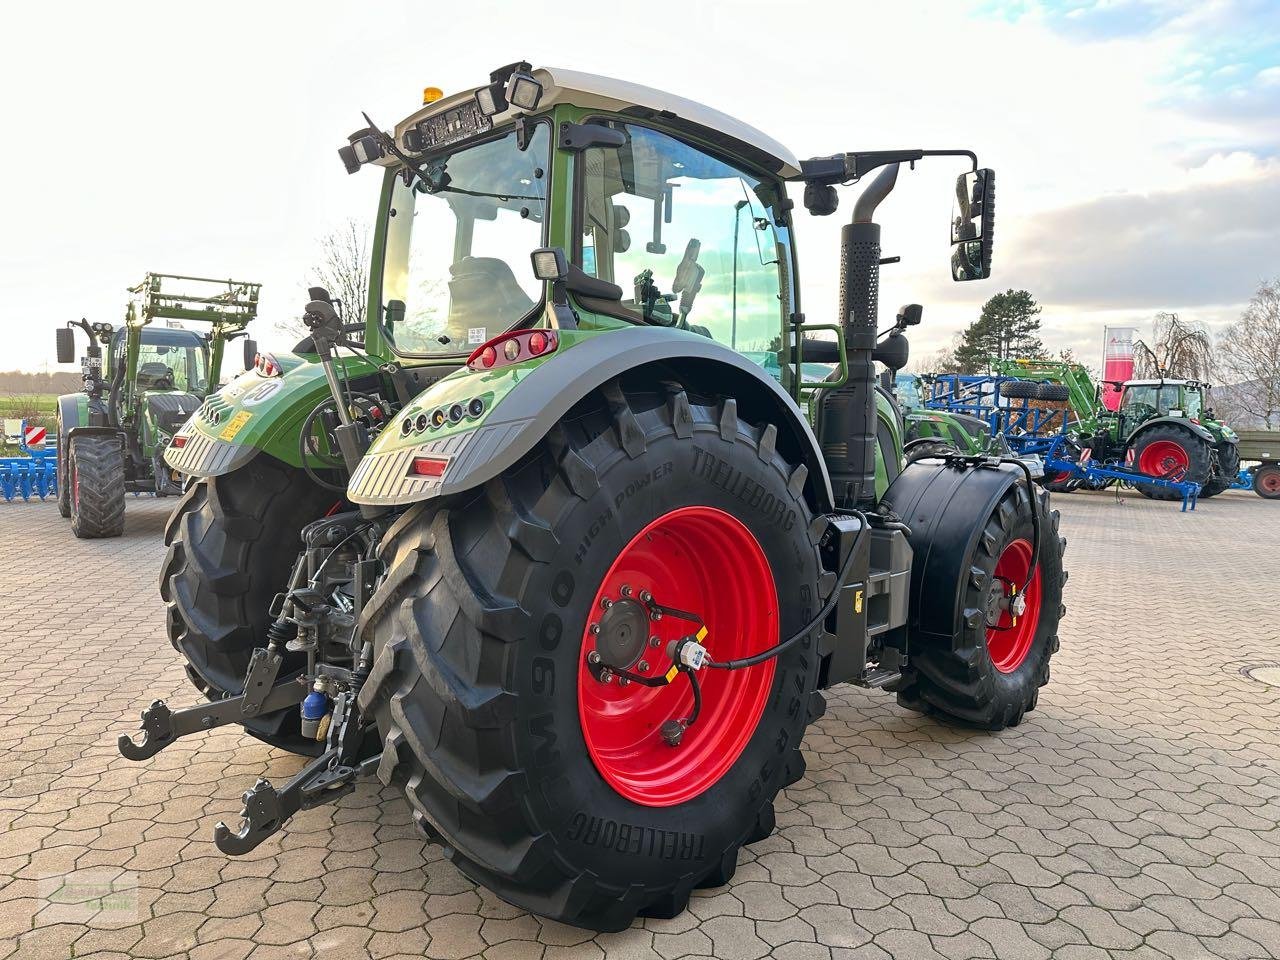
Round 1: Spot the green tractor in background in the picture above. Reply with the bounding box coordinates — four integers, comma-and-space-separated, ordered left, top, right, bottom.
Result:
119, 64, 1067, 930
54, 273, 259, 537
992, 359, 1239, 499
895, 371, 1017, 464
1090, 379, 1239, 499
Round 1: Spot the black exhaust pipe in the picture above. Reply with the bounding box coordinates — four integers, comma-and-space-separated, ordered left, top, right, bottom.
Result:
820, 163, 900, 508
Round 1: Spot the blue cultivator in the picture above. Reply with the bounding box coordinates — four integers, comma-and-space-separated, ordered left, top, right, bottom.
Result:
923, 375, 1201, 511
0, 421, 58, 502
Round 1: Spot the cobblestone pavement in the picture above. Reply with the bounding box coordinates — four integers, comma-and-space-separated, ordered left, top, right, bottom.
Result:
2, 489, 1279, 960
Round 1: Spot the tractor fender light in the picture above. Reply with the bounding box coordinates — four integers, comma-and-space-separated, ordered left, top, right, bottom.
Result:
415, 413, 429, 433
253, 352, 282, 377
466, 329, 559, 372
409, 456, 449, 478
467, 397, 485, 418
448, 403, 465, 423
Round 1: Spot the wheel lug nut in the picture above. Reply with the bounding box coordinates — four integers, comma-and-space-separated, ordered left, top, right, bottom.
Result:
649, 636, 661, 648
638, 660, 650, 672
601, 598, 612, 610
590, 623, 601, 636
599, 668, 613, 684
618, 677, 630, 687
587, 650, 601, 665
620, 584, 632, 597
639, 590, 652, 603
650, 610, 662, 621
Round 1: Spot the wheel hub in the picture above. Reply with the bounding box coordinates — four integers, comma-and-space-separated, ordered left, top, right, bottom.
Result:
591, 597, 649, 672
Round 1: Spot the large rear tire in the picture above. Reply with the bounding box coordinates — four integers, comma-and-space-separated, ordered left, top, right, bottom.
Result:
160, 455, 334, 754
1129, 425, 1212, 500
1199, 441, 1239, 498
359, 377, 825, 930
69, 435, 125, 538
896, 482, 1065, 729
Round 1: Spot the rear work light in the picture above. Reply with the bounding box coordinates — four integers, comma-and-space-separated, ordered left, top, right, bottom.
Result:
466, 329, 559, 372
409, 456, 449, 478
253, 352, 282, 377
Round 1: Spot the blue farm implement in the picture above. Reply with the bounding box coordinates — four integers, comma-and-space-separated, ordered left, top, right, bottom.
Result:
923, 374, 1201, 510
1, 421, 58, 502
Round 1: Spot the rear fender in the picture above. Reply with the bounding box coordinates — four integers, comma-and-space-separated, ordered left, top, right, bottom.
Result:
881, 459, 1024, 648
347, 326, 833, 511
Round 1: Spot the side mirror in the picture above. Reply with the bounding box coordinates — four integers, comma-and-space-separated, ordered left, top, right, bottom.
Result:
950, 168, 995, 282
242, 338, 258, 371
385, 299, 406, 326
55, 327, 76, 364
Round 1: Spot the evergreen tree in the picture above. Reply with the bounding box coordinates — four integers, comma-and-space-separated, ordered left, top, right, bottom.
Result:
952, 289, 1045, 372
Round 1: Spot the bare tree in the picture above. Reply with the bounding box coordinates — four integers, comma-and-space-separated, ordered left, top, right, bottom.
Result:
1217, 279, 1280, 428
1133, 312, 1214, 380
277, 219, 372, 338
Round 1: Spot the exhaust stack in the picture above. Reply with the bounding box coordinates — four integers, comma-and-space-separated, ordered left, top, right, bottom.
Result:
820, 163, 900, 508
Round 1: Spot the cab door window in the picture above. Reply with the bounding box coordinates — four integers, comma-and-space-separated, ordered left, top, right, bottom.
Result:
578, 122, 792, 369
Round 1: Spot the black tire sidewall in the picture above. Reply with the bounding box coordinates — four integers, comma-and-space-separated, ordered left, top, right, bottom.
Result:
976, 499, 1062, 711
506, 425, 820, 886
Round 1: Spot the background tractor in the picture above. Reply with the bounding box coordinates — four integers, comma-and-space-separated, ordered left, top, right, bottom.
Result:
988, 359, 1238, 500
120, 64, 1067, 931
54, 272, 259, 537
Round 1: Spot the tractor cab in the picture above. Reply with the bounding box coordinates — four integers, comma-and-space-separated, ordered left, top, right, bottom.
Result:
1117, 379, 1205, 426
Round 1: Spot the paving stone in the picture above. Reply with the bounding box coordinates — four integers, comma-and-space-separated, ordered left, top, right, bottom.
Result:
2, 488, 1278, 960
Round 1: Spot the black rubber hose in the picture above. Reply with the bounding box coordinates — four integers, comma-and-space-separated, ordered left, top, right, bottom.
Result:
707, 508, 870, 671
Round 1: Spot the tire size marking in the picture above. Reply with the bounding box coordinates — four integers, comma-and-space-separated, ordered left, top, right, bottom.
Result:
566, 813, 706, 861
691, 445, 796, 531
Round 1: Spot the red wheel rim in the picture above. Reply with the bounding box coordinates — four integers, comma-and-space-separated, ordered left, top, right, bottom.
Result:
1051, 470, 1072, 484
1138, 440, 1189, 479
577, 506, 777, 807
986, 538, 1042, 674
1261, 470, 1280, 494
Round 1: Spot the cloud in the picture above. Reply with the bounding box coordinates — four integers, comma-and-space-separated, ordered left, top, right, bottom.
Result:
998, 165, 1280, 310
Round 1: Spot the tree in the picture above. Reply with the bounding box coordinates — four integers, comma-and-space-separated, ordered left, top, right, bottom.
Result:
1133, 311, 1213, 380
278, 219, 372, 337
1216, 279, 1280, 428
952, 289, 1045, 372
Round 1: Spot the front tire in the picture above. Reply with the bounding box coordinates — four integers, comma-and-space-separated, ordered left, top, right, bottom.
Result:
160, 456, 334, 753
896, 482, 1065, 729
360, 377, 825, 930
69, 435, 125, 538
1199, 441, 1239, 498
56, 415, 71, 518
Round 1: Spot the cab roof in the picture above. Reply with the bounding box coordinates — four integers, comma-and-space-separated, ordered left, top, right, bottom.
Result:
393, 65, 801, 178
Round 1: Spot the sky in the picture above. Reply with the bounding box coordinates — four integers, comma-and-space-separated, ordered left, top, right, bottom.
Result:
1, 0, 1277, 374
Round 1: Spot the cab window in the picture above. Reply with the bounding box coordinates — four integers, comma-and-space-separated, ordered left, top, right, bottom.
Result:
577, 122, 792, 369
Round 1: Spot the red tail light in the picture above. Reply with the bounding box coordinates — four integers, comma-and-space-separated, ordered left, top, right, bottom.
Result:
171, 435, 188, 448
254, 352, 282, 377
466, 329, 559, 372
409, 456, 449, 478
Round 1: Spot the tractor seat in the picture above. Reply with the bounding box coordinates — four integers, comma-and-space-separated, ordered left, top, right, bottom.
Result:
446, 257, 535, 338
136, 361, 177, 390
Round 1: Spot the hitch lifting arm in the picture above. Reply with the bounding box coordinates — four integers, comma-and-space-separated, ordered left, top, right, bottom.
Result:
117, 647, 307, 761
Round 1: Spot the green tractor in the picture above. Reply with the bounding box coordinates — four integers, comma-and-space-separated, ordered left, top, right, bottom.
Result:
991, 359, 1239, 499
895, 372, 1017, 464
1088, 378, 1239, 499
120, 64, 1067, 930
54, 273, 259, 537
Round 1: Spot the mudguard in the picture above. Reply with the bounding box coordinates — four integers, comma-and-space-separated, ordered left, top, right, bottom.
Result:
347, 325, 834, 511
1127, 415, 1215, 447
880, 458, 1024, 648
